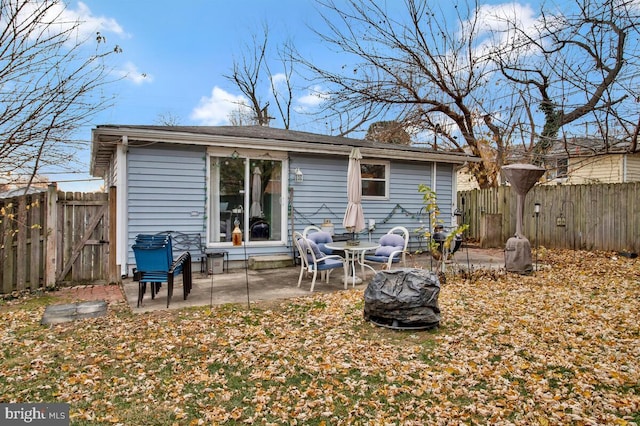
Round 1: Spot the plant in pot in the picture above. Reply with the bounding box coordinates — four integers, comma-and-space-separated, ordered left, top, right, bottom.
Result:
414, 184, 468, 262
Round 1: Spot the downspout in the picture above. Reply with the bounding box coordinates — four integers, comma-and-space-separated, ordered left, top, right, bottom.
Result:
117, 136, 129, 277
622, 154, 627, 182
431, 162, 437, 192
431, 162, 438, 225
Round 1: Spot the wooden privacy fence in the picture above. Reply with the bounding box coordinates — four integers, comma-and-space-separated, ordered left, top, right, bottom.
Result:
457, 182, 640, 253
0, 185, 117, 294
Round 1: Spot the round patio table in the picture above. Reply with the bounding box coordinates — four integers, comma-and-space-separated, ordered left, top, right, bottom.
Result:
325, 241, 380, 288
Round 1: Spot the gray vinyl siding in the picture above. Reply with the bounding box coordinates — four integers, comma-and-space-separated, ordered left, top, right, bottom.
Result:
289, 155, 348, 236
126, 144, 207, 267
289, 154, 456, 252
435, 162, 455, 224
124, 146, 458, 268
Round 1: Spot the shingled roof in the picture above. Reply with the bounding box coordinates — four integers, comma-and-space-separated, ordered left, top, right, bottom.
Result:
91, 125, 478, 177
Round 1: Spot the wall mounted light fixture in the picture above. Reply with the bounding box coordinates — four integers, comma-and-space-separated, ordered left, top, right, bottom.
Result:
294, 168, 303, 183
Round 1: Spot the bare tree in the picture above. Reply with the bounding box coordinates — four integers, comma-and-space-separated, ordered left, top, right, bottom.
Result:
299, 0, 512, 187
227, 106, 257, 127
155, 112, 182, 126
493, 0, 640, 164
0, 0, 122, 191
299, 0, 639, 187
224, 24, 295, 128
365, 121, 411, 145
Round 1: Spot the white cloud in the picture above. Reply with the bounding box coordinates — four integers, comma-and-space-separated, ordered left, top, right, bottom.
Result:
471, 3, 541, 59
17, 1, 126, 44
117, 62, 152, 85
271, 73, 288, 87
296, 85, 328, 111
475, 3, 538, 34
72, 1, 126, 40
190, 87, 249, 125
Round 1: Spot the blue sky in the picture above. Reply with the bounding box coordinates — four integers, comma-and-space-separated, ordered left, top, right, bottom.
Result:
51, 0, 544, 191
83, 0, 329, 126
52, 0, 336, 191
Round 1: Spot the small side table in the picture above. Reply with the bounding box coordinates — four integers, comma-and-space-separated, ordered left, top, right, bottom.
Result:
204, 249, 229, 274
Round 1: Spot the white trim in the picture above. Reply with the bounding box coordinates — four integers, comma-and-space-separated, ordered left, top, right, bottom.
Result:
452, 164, 458, 215
205, 149, 289, 247
361, 159, 390, 200
431, 162, 437, 194
206, 146, 288, 161
116, 136, 128, 277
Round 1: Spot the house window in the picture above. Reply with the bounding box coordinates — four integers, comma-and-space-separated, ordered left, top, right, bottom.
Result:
557, 158, 568, 179
361, 160, 389, 199
209, 152, 283, 244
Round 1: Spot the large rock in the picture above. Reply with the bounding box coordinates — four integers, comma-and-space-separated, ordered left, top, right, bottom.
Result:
364, 268, 440, 329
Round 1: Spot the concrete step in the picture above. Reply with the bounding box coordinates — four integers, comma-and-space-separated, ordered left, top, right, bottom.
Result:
248, 254, 294, 270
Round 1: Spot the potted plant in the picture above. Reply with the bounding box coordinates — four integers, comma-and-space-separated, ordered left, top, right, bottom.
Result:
414, 184, 468, 261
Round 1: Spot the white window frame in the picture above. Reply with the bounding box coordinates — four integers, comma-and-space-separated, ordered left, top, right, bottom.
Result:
206, 148, 288, 247
361, 159, 390, 200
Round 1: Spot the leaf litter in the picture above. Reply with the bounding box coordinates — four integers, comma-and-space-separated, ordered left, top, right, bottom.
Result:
0, 249, 638, 425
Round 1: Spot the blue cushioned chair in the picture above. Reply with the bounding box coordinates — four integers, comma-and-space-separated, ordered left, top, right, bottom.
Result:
293, 231, 347, 292
364, 226, 410, 271
304, 226, 335, 256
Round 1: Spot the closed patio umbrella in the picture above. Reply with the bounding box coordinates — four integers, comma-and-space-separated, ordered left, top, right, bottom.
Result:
343, 147, 365, 239
250, 167, 263, 218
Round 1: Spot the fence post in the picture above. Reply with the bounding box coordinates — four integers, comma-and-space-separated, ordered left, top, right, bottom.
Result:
1, 200, 15, 293
16, 197, 27, 290
45, 184, 58, 288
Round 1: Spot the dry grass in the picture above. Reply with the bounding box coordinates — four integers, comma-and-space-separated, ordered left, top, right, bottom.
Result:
0, 249, 638, 425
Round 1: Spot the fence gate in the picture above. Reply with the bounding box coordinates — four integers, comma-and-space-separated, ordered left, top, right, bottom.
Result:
0, 186, 115, 294
55, 191, 110, 285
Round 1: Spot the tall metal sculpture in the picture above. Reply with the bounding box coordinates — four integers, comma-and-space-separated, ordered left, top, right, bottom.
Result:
502, 164, 545, 274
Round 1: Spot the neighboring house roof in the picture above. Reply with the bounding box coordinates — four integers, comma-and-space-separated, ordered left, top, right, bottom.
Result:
0, 185, 47, 199
90, 125, 479, 177
505, 136, 634, 163
545, 136, 633, 157
457, 135, 639, 189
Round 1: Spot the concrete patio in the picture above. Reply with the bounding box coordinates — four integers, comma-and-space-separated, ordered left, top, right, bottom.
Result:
122, 247, 506, 313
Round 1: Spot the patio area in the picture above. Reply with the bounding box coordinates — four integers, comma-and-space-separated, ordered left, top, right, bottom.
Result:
122, 246, 506, 313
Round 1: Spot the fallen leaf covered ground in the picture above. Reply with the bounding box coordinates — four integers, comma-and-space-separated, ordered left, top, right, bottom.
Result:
0, 249, 638, 425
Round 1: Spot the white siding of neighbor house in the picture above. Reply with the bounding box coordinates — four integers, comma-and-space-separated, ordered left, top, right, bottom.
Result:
456, 165, 479, 191
459, 154, 640, 189
289, 154, 455, 252
568, 155, 623, 184
625, 153, 640, 182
